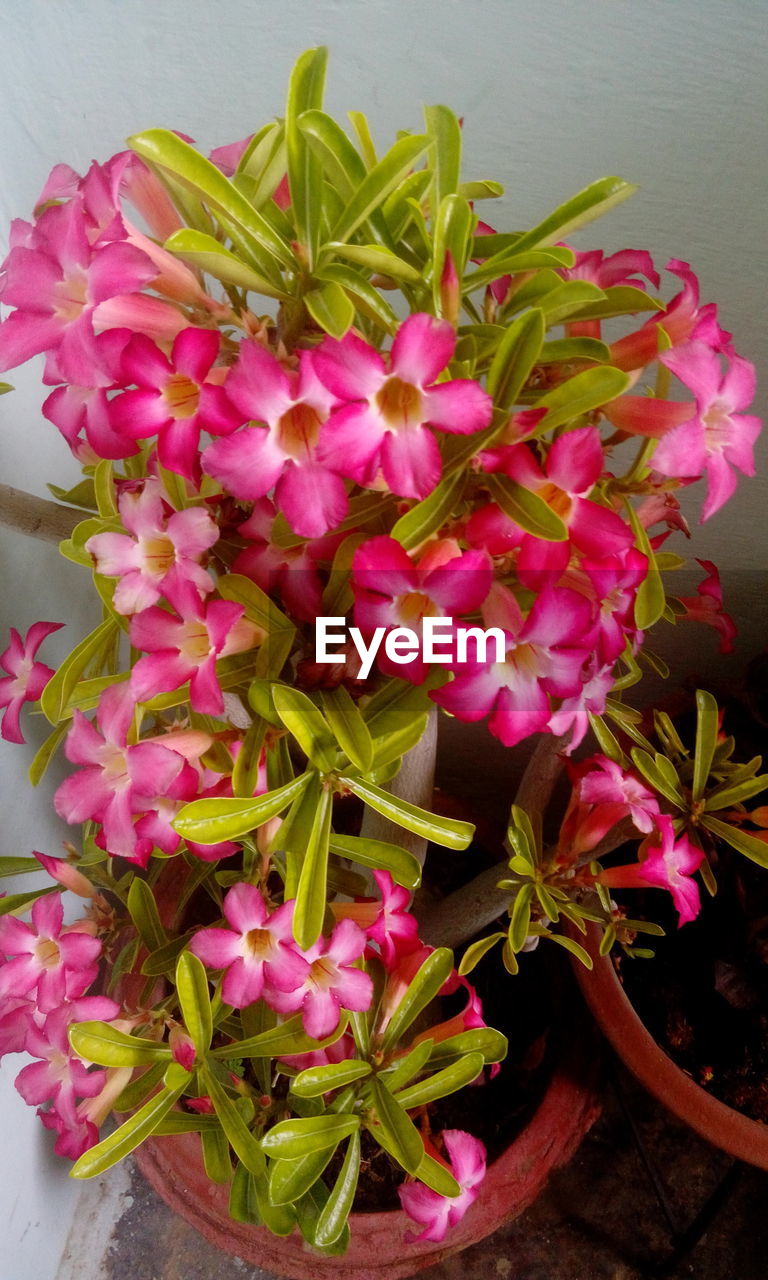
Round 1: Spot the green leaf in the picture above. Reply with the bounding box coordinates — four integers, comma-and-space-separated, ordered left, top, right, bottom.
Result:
458, 932, 505, 976
550, 932, 594, 969
538, 337, 612, 364
231, 716, 268, 799
366, 1078, 423, 1174
127, 877, 168, 953
432, 194, 474, 317
587, 713, 625, 765
285, 46, 328, 265
273, 771, 321, 897
305, 281, 356, 339
40, 619, 118, 724
348, 111, 377, 168
272, 686, 337, 772
705, 775, 768, 811
141, 929, 195, 978
624, 500, 666, 630
0, 856, 44, 879
323, 241, 421, 282
700, 816, 768, 868
176, 951, 212, 1058
291, 1059, 371, 1098
330, 134, 430, 246
127, 129, 293, 274
293, 786, 332, 950
525, 365, 632, 436
564, 285, 663, 321
200, 1126, 232, 1183
268, 1147, 336, 1206
379, 1040, 434, 1094
693, 689, 720, 801
486, 308, 545, 411
313, 262, 399, 334
163, 229, 289, 299
211, 1013, 348, 1060
314, 1129, 360, 1247
485, 474, 567, 542
424, 104, 462, 206
328, 834, 421, 891
173, 772, 311, 844
393, 1051, 484, 1109
262, 1114, 360, 1160
229, 1159, 262, 1224
538, 280, 607, 326
630, 748, 684, 808
415, 1152, 461, 1198
391, 469, 466, 552
298, 110, 367, 201
70, 1074, 189, 1178
510, 176, 638, 254
69, 1021, 171, 1068
459, 179, 504, 201
509, 882, 534, 952
321, 687, 373, 773
340, 777, 473, 850
202, 1066, 266, 1176
28, 720, 69, 786
381, 947, 454, 1051
427, 1026, 508, 1066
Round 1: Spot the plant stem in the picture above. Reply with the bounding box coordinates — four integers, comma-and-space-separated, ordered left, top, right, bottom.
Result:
0, 484, 82, 543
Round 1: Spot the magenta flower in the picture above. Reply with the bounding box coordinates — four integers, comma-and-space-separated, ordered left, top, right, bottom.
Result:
578, 756, 661, 834
609, 259, 729, 373
232, 499, 342, 624
0, 195, 158, 383
202, 342, 347, 538
0, 894, 101, 1013
562, 246, 660, 292
85, 477, 218, 614
547, 658, 617, 753
331, 870, 420, 970
15, 1005, 108, 1132
54, 683, 186, 859
399, 1130, 486, 1243
677, 558, 737, 654
42, 328, 137, 463
599, 815, 704, 927
313, 313, 493, 499
189, 884, 308, 1008
432, 585, 594, 748
352, 536, 493, 684
0, 620, 62, 744
269, 919, 373, 1039
654, 341, 762, 521
129, 575, 257, 716
109, 328, 243, 483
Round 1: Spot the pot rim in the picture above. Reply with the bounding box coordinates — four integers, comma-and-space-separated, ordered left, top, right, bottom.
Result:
573, 922, 768, 1169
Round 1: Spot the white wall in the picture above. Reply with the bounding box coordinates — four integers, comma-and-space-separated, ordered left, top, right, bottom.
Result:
0, 3, 766, 1276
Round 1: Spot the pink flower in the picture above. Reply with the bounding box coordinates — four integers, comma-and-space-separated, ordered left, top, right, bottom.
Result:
269, 919, 373, 1039
330, 870, 420, 969
231, 499, 335, 624
609, 259, 729, 373
42, 328, 138, 463
54, 683, 187, 859
129, 576, 258, 716
654, 342, 762, 521
0, 894, 101, 1013
0, 620, 62, 743
15, 1005, 108, 1132
399, 1130, 486, 1243
313, 313, 493, 499
547, 658, 618, 753
202, 343, 346, 537
598, 815, 704, 927
189, 884, 309, 1009
432, 585, 594, 748
85, 477, 218, 614
352, 536, 492, 684
109, 328, 242, 483
677, 559, 737, 654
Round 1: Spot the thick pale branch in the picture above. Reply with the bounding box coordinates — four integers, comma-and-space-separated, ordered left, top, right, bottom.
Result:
0, 484, 82, 543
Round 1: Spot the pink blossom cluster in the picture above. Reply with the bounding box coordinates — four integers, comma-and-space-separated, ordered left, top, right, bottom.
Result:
0, 892, 118, 1158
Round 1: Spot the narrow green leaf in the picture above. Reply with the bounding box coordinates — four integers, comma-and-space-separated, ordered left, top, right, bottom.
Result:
348, 111, 377, 168
268, 1147, 335, 1206
330, 134, 430, 246
366, 1078, 423, 1174
431, 194, 474, 316
314, 1129, 360, 1247
511, 176, 638, 253
630, 748, 684, 807
394, 1051, 484, 1109
486, 308, 545, 411
693, 689, 720, 801
176, 951, 212, 1057
305, 281, 356, 339
424, 104, 462, 206
324, 241, 421, 282
538, 337, 612, 364
380, 1040, 434, 1094
262, 1115, 359, 1160
40, 619, 118, 724
273, 771, 321, 897
550, 932, 594, 968
340, 777, 473, 849
313, 262, 399, 333
293, 786, 332, 950
272, 686, 337, 773
202, 1127, 232, 1184
485, 474, 568, 542
229, 1159, 262, 1224
458, 932, 505, 976
700, 816, 768, 868
172, 772, 310, 844
525, 365, 632, 436
285, 47, 328, 265
321, 687, 373, 773
705, 775, 768, 811
203, 1066, 266, 1176
69, 1022, 171, 1068
298, 110, 366, 200
624, 500, 666, 630
163, 229, 289, 299
328, 834, 421, 891
141, 929, 195, 978
391, 469, 466, 552
381, 947, 453, 1051
538, 280, 607, 325
565, 285, 664, 321
28, 720, 69, 786
127, 877, 168, 953
292, 1059, 371, 1098
70, 1076, 188, 1178
427, 1026, 508, 1066
0, 857, 44, 879
212, 1013, 348, 1060
509, 882, 534, 952
415, 1152, 461, 1197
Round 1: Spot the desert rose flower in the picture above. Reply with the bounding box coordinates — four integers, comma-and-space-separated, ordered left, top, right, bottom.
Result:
598, 814, 704, 926
268, 918, 373, 1038
189, 884, 309, 1008
0, 620, 62, 743
42, 328, 138, 463
0, 894, 101, 1013
330, 870, 420, 968
677, 559, 737, 654
608, 259, 728, 373
15, 1005, 108, 1132
399, 1130, 486, 1243
313, 313, 493, 499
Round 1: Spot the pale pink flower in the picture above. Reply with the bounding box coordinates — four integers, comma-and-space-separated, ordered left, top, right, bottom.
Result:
598, 814, 704, 927
0, 894, 101, 1013
313, 313, 493, 499
109, 328, 242, 483
578, 756, 661, 834
42, 328, 137, 463
189, 884, 308, 1008
654, 342, 762, 520
0, 620, 62, 743
85, 477, 218, 614
129, 576, 258, 716
15, 1005, 108, 1132
399, 1130, 486, 1243
269, 919, 373, 1039
547, 659, 618, 754
54, 683, 186, 860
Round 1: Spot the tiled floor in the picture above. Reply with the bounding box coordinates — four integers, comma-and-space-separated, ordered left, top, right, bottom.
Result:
71, 1065, 767, 1280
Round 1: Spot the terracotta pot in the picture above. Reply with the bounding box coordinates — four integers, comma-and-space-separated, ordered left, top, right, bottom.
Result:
572, 923, 768, 1169
134, 1030, 599, 1280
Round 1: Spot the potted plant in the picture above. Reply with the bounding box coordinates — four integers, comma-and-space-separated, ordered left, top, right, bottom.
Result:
0, 44, 762, 1274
